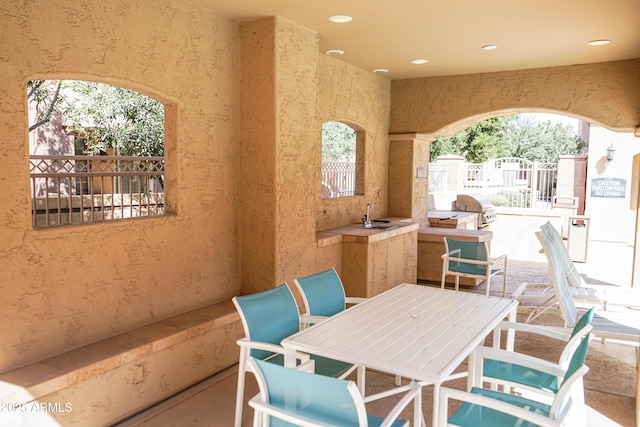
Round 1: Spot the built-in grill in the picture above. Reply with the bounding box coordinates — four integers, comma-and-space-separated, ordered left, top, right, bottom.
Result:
454, 194, 496, 229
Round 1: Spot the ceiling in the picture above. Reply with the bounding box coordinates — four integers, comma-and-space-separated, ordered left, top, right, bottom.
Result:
195, 0, 640, 80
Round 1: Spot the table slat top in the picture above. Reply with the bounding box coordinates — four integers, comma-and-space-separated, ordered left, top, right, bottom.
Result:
283, 284, 517, 383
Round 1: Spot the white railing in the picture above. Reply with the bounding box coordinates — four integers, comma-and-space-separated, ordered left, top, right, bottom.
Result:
322, 161, 355, 198
30, 155, 165, 227
428, 163, 448, 192
429, 157, 558, 209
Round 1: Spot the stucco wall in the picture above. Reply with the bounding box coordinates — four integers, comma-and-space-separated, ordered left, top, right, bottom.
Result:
0, 0, 240, 370
586, 126, 640, 243
390, 59, 640, 135
240, 18, 392, 293
316, 56, 391, 231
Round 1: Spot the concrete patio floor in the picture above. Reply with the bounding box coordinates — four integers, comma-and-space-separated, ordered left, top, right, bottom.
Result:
115, 239, 639, 427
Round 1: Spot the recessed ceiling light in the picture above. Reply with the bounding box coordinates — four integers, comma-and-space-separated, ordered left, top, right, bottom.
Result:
372, 69, 389, 74
324, 49, 345, 56
482, 45, 497, 51
409, 59, 429, 65
587, 39, 611, 46
328, 15, 353, 23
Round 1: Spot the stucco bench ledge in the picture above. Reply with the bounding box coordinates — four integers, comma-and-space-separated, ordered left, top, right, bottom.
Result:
0, 300, 241, 424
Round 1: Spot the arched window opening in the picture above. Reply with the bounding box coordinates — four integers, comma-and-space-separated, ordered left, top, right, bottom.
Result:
321, 121, 364, 199
28, 80, 167, 227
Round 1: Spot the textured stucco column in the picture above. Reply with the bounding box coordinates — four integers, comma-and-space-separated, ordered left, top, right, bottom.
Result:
240, 17, 319, 294
388, 133, 433, 221
556, 155, 587, 214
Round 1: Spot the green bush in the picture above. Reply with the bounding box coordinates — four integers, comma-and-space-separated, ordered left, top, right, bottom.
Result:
489, 190, 531, 208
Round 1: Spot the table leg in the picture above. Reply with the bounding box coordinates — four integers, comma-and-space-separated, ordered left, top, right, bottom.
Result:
467, 348, 476, 392
506, 307, 517, 352
432, 384, 440, 427
413, 382, 423, 427
284, 347, 296, 368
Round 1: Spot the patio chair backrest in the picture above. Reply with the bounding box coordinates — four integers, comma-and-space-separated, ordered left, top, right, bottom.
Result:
570, 307, 594, 339
535, 229, 580, 327
539, 222, 586, 289
557, 307, 594, 369
232, 283, 300, 360
294, 267, 347, 317
550, 335, 591, 419
444, 238, 489, 274
248, 357, 367, 426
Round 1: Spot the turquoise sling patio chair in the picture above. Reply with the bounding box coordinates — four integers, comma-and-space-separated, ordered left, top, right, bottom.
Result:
293, 267, 367, 328
232, 283, 357, 427
472, 307, 594, 398
513, 222, 640, 322
247, 357, 421, 427
441, 336, 591, 427
294, 267, 404, 391
533, 226, 640, 422
441, 238, 508, 297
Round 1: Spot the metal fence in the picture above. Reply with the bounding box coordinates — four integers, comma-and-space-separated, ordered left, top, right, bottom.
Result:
429, 157, 558, 209
30, 155, 164, 227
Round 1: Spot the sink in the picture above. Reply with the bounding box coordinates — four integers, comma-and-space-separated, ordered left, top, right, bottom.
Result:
360, 224, 397, 230
374, 224, 397, 230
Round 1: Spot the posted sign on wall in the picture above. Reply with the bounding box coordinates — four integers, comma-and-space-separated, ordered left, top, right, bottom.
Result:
590, 177, 626, 198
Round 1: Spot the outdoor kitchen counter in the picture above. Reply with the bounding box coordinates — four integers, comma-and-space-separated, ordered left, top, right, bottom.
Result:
316, 218, 419, 297
418, 221, 493, 286
316, 218, 418, 248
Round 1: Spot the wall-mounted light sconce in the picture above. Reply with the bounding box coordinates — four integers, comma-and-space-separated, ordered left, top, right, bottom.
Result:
606, 143, 616, 162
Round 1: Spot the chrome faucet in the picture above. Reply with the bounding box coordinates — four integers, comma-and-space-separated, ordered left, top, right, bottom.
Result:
362, 202, 373, 228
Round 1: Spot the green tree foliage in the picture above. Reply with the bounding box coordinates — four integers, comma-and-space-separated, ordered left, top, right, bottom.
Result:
430, 116, 511, 163
322, 121, 356, 161
61, 81, 164, 156
501, 115, 585, 162
431, 114, 584, 163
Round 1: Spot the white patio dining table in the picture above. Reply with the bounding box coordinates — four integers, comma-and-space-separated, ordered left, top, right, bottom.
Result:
282, 283, 518, 426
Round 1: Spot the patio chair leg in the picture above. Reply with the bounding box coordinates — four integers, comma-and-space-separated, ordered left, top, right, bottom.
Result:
235, 350, 248, 427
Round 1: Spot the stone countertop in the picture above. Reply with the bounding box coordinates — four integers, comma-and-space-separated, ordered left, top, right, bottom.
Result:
316, 218, 419, 247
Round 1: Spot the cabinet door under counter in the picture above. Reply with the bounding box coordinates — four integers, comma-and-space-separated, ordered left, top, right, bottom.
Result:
317, 219, 418, 298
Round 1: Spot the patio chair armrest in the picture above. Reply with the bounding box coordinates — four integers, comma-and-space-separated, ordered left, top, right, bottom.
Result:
474, 346, 566, 378
300, 314, 328, 326
363, 382, 423, 404
345, 296, 367, 305
248, 395, 336, 427
379, 382, 423, 427
495, 320, 572, 342
236, 338, 311, 363
490, 253, 508, 264
439, 387, 564, 427
441, 255, 489, 266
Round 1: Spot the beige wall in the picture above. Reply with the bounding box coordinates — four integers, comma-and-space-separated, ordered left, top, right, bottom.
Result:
316, 57, 391, 232
390, 59, 640, 136
0, 0, 241, 370
239, 17, 392, 295
586, 126, 640, 243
